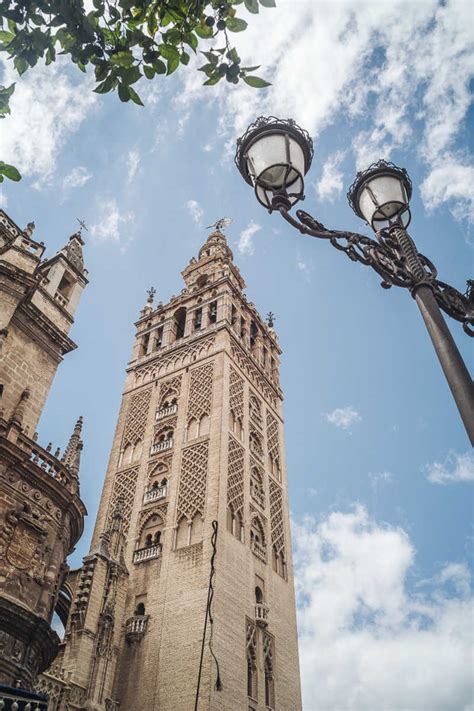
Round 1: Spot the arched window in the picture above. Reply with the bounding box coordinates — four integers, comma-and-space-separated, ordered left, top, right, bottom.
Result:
255, 586, 263, 605
135, 602, 145, 616
174, 307, 187, 340
250, 466, 264, 508
139, 514, 163, 549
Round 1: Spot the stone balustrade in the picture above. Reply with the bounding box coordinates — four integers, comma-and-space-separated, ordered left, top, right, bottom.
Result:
155, 404, 177, 420
125, 614, 149, 636
0, 686, 48, 710
133, 543, 162, 564
255, 602, 269, 627
150, 439, 173, 455
143, 485, 167, 504
54, 291, 69, 308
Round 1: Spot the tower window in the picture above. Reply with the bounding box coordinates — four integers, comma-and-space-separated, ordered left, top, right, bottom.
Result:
231, 304, 237, 327
174, 307, 187, 340
240, 317, 246, 339
209, 300, 217, 323
141, 332, 150, 356
193, 308, 202, 330
250, 321, 258, 351
155, 326, 163, 349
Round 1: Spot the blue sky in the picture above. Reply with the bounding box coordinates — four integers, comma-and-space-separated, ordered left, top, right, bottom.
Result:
1, 1, 473, 708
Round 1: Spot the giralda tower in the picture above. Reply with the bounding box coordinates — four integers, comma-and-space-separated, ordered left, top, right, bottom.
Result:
54, 227, 302, 711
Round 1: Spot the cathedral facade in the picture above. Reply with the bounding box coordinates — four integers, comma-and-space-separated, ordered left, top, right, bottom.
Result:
39, 226, 302, 710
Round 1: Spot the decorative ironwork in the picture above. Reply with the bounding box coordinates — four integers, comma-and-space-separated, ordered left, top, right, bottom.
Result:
278, 207, 473, 335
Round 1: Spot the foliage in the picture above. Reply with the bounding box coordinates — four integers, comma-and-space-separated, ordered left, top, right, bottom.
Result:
0, 0, 274, 181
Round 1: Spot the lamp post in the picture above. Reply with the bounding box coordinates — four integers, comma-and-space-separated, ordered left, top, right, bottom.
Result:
235, 116, 474, 445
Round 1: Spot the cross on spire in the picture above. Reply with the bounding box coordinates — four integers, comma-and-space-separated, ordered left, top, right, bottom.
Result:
76, 218, 88, 234
206, 217, 232, 232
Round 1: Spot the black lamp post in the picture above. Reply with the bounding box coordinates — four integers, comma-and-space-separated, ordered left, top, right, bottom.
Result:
235, 116, 474, 445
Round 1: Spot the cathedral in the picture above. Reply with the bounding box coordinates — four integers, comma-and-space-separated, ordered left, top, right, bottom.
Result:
0, 209, 302, 710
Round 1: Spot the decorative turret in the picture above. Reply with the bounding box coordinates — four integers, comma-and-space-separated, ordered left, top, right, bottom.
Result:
62, 416, 84, 478
37, 231, 88, 317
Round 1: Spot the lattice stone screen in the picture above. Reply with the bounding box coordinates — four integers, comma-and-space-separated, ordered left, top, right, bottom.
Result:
269, 479, 285, 556
176, 441, 209, 521
122, 388, 152, 448
107, 467, 139, 534
227, 434, 244, 518
187, 362, 214, 424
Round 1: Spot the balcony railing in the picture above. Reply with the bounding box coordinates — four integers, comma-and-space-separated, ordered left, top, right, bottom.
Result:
133, 543, 162, 564
105, 698, 120, 711
143, 485, 167, 504
0, 687, 48, 710
255, 602, 269, 627
150, 438, 173, 455
251, 541, 267, 563
250, 488, 265, 509
155, 404, 177, 421
125, 614, 149, 636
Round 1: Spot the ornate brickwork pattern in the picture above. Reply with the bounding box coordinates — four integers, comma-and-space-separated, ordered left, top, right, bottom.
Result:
266, 412, 280, 463
187, 362, 214, 424
269, 479, 285, 556
249, 393, 263, 430
231, 341, 278, 407
107, 467, 139, 534
137, 504, 168, 532
153, 416, 177, 438
229, 367, 244, 420
122, 389, 151, 448
135, 335, 215, 385
263, 632, 275, 680
147, 455, 172, 478
227, 435, 244, 517
250, 456, 265, 510
158, 375, 182, 405
176, 441, 209, 521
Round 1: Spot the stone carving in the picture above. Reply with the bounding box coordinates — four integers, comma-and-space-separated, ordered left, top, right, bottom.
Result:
135, 334, 216, 385
229, 367, 244, 421
158, 374, 182, 405
227, 435, 244, 520
269, 479, 286, 558
106, 467, 139, 535
187, 362, 214, 424
122, 388, 151, 449
176, 441, 209, 521
231, 341, 278, 407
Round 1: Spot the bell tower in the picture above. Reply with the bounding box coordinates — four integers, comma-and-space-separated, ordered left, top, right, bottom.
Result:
51, 225, 302, 710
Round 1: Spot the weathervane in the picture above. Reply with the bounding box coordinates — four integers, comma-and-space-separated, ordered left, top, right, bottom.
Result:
76, 218, 88, 234
146, 286, 156, 304
206, 217, 233, 232
266, 312, 275, 328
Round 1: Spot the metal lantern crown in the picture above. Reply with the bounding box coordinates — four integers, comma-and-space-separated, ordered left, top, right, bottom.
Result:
235, 116, 314, 212
347, 160, 413, 231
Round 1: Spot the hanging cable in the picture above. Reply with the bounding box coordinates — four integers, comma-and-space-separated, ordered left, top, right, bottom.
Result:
194, 520, 222, 711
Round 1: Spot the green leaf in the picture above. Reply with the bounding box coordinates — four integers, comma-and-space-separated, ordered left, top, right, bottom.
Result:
118, 83, 130, 102
259, 0, 276, 6
183, 32, 198, 51
244, 0, 259, 13
201, 51, 218, 65
94, 75, 115, 93
180, 51, 190, 65
153, 59, 167, 74
159, 44, 179, 62
0, 30, 14, 43
241, 65, 260, 71
227, 47, 240, 64
166, 54, 180, 75
13, 57, 28, 76
143, 65, 154, 79
203, 75, 221, 86
119, 65, 141, 84
110, 50, 134, 67
195, 24, 213, 39
128, 85, 144, 106
226, 17, 248, 32
0, 162, 21, 182
198, 63, 215, 76
243, 75, 271, 88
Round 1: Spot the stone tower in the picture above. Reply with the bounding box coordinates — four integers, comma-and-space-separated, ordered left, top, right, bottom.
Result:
53, 227, 302, 710
0, 209, 87, 689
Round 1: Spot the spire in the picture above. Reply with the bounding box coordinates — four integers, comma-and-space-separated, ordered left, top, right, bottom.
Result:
62, 416, 83, 474
198, 228, 234, 262
140, 286, 156, 316
59, 231, 86, 273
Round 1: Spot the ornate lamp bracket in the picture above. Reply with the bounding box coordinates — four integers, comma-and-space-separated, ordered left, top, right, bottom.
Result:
278, 207, 474, 336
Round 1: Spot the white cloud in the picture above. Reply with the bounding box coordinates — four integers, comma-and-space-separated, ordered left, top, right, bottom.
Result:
0, 59, 96, 183
186, 199, 204, 224
369, 471, 394, 488
0, 192, 8, 208
316, 150, 345, 202
296, 254, 311, 280
326, 406, 361, 430
294, 506, 473, 710
426, 450, 474, 485
420, 156, 474, 223
127, 149, 140, 182
177, 0, 473, 223
90, 198, 134, 250
238, 221, 261, 256
63, 166, 92, 190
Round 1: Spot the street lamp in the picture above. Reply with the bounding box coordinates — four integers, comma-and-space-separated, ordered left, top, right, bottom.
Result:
235, 116, 474, 445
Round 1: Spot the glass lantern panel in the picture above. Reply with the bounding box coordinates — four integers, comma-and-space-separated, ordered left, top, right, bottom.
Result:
358, 174, 407, 225
247, 133, 305, 188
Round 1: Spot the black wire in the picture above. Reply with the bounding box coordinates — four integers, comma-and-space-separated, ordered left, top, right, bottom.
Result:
194, 520, 222, 711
